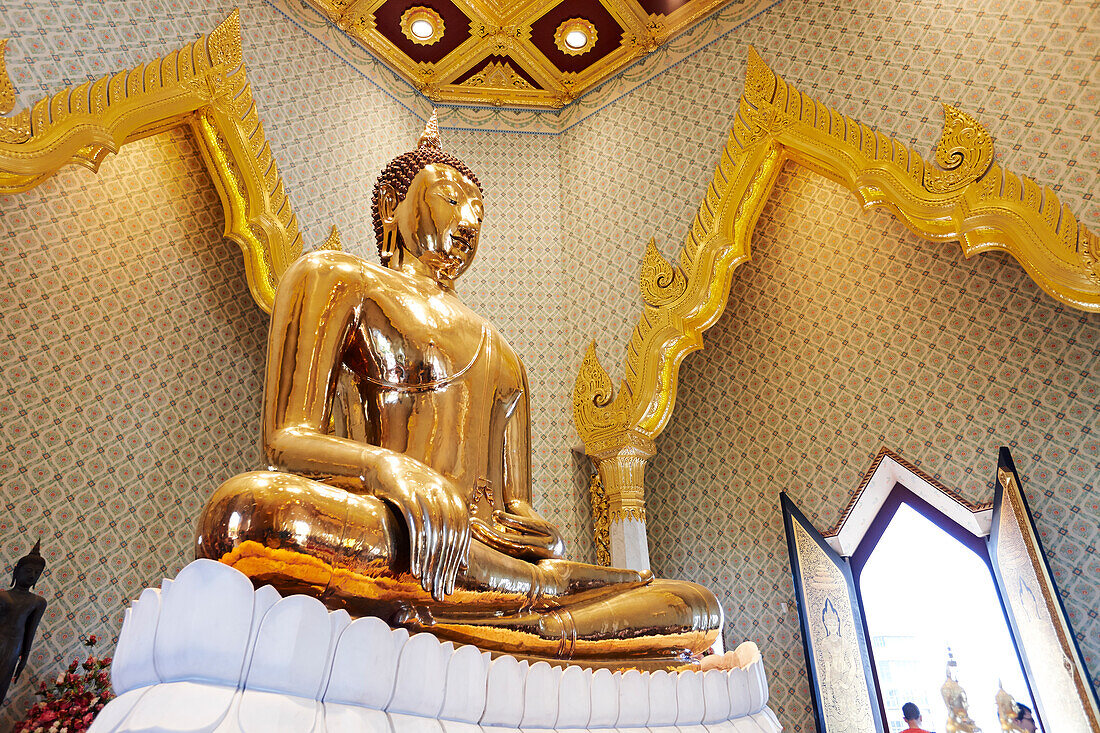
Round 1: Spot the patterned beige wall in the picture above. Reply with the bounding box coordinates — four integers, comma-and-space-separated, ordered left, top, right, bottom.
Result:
555, 0, 1099, 730
0, 130, 268, 723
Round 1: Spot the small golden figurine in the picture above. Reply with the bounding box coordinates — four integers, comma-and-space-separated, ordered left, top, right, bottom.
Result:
942, 648, 982, 733
996, 684, 1020, 731
196, 114, 722, 667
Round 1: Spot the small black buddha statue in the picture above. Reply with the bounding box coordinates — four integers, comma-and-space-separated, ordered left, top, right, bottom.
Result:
0, 540, 47, 705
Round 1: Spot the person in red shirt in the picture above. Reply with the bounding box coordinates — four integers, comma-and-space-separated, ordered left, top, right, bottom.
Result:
903, 702, 932, 732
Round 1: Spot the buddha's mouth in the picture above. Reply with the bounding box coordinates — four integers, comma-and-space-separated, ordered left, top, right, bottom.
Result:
450, 234, 472, 255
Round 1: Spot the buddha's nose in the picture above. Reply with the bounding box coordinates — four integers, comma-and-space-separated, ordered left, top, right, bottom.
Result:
455, 224, 478, 246
459, 201, 482, 228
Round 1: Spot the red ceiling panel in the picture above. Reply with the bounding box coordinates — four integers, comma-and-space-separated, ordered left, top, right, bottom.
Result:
528, 0, 624, 75
373, 0, 472, 64
636, 0, 694, 15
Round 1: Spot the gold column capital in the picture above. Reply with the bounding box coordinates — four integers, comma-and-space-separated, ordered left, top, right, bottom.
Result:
591, 435, 653, 525
588, 430, 655, 463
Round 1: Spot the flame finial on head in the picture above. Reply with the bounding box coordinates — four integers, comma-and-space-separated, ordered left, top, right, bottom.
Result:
20, 539, 44, 567
418, 110, 441, 150
12, 537, 45, 586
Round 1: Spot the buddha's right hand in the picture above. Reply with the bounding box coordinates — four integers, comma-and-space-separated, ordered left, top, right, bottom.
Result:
368, 453, 471, 601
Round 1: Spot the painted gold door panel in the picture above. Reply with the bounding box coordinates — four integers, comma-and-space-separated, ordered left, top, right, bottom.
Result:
782, 493, 884, 733
989, 448, 1100, 733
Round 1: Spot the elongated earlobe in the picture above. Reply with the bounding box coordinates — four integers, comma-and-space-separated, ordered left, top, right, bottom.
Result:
378, 183, 398, 265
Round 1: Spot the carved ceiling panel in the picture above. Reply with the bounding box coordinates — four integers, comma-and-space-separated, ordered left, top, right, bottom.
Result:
306, 0, 741, 108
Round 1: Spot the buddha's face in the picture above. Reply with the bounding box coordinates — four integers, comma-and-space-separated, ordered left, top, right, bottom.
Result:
394, 163, 484, 283
12, 562, 43, 589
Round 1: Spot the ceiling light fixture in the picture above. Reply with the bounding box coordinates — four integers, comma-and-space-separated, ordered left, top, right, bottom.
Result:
400, 7, 445, 46
410, 18, 434, 39
554, 18, 597, 56
565, 29, 588, 49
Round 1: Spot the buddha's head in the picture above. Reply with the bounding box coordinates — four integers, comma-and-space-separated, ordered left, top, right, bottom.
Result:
372, 112, 484, 284
12, 539, 45, 590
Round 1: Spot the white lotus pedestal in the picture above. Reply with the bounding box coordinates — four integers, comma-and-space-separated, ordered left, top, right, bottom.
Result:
90, 560, 782, 732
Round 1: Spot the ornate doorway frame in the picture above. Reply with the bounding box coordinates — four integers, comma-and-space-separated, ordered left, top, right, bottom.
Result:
782, 448, 1100, 732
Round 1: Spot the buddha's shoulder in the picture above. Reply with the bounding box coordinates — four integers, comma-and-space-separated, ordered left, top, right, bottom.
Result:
287, 250, 404, 290
485, 322, 523, 369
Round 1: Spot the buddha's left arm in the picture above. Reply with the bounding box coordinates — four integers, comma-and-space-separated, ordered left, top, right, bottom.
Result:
15, 600, 44, 680
471, 362, 567, 561
501, 361, 533, 506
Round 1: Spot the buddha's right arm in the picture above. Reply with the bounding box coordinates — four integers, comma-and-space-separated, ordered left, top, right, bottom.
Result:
260, 251, 469, 601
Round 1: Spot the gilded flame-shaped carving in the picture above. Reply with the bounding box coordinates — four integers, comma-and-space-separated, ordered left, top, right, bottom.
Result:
640, 237, 688, 307
0, 12, 303, 312
572, 342, 631, 455
927, 104, 995, 193
317, 225, 344, 252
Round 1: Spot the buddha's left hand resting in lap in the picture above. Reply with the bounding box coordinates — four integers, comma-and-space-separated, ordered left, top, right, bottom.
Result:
196, 115, 722, 666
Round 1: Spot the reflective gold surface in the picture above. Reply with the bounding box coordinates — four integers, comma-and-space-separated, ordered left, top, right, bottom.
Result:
941, 650, 981, 733
0, 12, 302, 312
996, 685, 1025, 732
195, 116, 722, 666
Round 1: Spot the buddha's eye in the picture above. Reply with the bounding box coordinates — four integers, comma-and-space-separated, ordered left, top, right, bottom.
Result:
447, 197, 458, 205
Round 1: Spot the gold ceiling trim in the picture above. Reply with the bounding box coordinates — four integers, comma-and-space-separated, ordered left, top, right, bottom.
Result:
463, 61, 536, 91
0, 11, 302, 313
573, 45, 1100, 473
306, 0, 736, 109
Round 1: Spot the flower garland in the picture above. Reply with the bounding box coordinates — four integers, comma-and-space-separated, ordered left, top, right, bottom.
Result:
13, 635, 114, 733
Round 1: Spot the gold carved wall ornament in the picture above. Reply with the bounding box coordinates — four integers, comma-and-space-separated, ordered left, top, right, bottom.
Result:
588, 471, 611, 567
573, 47, 1100, 562
318, 225, 344, 252
0, 11, 302, 312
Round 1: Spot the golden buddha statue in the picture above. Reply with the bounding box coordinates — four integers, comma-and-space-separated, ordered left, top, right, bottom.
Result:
942, 649, 982, 733
195, 115, 722, 667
